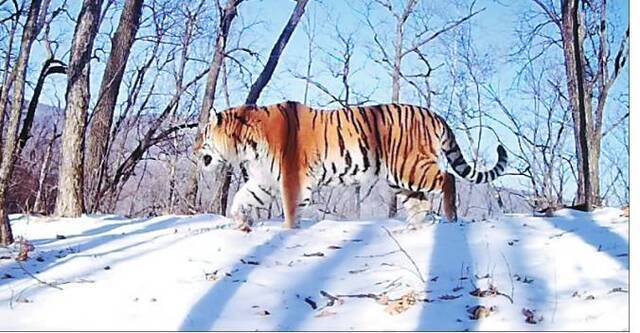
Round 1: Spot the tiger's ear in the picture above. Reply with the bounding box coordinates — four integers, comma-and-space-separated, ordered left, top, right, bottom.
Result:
233, 105, 253, 126
209, 109, 222, 126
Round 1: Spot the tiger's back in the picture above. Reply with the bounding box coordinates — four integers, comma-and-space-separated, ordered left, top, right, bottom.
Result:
276, 103, 446, 189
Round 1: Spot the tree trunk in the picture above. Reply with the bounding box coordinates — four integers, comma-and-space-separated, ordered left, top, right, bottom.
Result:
17, 58, 66, 155
33, 129, 60, 213
560, 0, 593, 210
186, 0, 243, 213
54, 0, 104, 217
0, 4, 21, 163
212, 0, 308, 215
0, 0, 44, 245
387, 17, 404, 218
244, 0, 308, 104
85, 0, 143, 213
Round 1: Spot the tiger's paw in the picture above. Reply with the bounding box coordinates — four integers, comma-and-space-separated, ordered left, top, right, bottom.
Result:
281, 220, 299, 229
236, 223, 252, 233
233, 214, 253, 233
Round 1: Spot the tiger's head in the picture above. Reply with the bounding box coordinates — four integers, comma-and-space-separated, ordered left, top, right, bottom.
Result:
194, 105, 261, 171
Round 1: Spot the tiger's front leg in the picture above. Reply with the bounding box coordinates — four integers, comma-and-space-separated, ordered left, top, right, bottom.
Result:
280, 173, 313, 229
230, 180, 277, 232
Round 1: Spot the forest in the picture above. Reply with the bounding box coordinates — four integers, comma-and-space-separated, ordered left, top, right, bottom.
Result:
0, 0, 630, 330
0, 0, 629, 244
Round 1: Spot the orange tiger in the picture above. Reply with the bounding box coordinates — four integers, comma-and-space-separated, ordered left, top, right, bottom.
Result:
194, 101, 507, 229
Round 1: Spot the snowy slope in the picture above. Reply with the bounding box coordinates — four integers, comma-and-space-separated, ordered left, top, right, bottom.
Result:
0, 208, 629, 331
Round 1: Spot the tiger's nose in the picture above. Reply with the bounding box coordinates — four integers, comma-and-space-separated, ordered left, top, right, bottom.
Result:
203, 155, 212, 166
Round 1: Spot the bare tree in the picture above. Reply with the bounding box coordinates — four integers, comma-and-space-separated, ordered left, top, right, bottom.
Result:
529, 0, 628, 210
54, 0, 105, 217
185, 0, 244, 214
33, 126, 61, 213
85, 0, 144, 213
16, 58, 66, 156
0, 0, 43, 245
211, 0, 309, 216
292, 23, 376, 218
0, 0, 22, 151
365, 0, 482, 217
95, 1, 208, 210
244, 0, 309, 104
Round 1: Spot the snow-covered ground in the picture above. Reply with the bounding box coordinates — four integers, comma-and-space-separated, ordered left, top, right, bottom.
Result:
0, 208, 629, 331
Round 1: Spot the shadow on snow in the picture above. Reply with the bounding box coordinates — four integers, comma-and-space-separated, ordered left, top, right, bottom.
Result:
274, 226, 375, 331
416, 220, 478, 331
178, 229, 294, 330
550, 210, 628, 269
0, 215, 222, 290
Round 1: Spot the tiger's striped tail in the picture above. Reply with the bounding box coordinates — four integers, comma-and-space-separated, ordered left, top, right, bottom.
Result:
440, 126, 507, 184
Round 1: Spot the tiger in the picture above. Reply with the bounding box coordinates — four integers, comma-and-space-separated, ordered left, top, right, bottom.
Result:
194, 101, 507, 230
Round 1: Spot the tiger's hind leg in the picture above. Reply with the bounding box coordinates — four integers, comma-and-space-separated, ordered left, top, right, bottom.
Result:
400, 169, 457, 223
398, 191, 435, 227
440, 171, 457, 222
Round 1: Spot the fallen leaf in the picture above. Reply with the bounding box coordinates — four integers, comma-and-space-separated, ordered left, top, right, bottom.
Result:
15, 238, 34, 261
621, 206, 629, 218
609, 287, 628, 294
205, 271, 218, 281
257, 310, 270, 316
439, 294, 462, 300
384, 291, 417, 315
468, 305, 495, 320
315, 309, 337, 318
469, 285, 497, 298
377, 294, 390, 305
522, 308, 542, 324
240, 259, 260, 265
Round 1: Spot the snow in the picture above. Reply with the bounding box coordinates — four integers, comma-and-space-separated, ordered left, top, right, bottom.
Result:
0, 208, 629, 331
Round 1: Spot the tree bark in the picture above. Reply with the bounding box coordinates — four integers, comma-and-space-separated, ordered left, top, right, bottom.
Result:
85, 0, 143, 213
244, 0, 308, 105
54, 0, 104, 217
0, 0, 44, 245
561, 0, 592, 210
0, 2, 21, 162
531, 0, 627, 210
186, 0, 243, 213
33, 129, 60, 213
387, 2, 415, 218
17, 58, 66, 155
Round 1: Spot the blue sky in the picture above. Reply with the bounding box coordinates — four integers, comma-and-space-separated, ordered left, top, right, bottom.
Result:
16, 0, 630, 204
